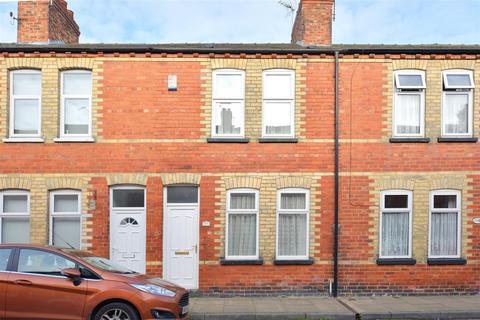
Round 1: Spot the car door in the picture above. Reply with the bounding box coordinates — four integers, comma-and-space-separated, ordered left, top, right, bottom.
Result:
5, 248, 87, 320
0, 248, 15, 320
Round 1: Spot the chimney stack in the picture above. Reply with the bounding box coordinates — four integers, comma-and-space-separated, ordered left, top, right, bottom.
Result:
291, 0, 334, 46
17, 0, 80, 44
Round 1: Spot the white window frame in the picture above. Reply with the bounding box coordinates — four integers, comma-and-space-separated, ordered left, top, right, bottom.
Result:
441, 70, 474, 137
393, 70, 426, 138
276, 188, 309, 261
110, 185, 146, 211
211, 69, 245, 138
262, 69, 295, 138
0, 190, 30, 244
428, 190, 462, 259
379, 190, 413, 259
9, 69, 42, 139
49, 190, 82, 248
59, 70, 93, 140
225, 188, 259, 260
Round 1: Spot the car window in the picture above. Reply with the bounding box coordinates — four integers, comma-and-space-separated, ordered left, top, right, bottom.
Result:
0, 249, 11, 271
18, 249, 76, 276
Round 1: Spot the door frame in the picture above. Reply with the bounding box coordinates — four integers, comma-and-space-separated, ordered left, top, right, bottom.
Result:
109, 185, 147, 274
162, 185, 200, 289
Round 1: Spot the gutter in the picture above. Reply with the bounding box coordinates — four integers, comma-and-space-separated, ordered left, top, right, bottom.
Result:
333, 50, 340, 297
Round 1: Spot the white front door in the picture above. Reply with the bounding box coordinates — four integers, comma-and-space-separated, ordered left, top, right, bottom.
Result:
164, 186, 199, 289
110, 186, 146, 274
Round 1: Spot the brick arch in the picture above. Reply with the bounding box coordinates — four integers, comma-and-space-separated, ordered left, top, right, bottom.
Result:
276, 176, 312, 189
46, 177, 88, 191
0, 177, 32, 190
430, 176, 465, 191
56, 58, 95, 70
5, 58, 44, 70
378, 177, 416, 191
107, 174, 148, 186
261, 59, 297, 70
211, 59, 247, 70
162, 173, 201, 186
392, 60, 428, 71
223, 176, 262, 190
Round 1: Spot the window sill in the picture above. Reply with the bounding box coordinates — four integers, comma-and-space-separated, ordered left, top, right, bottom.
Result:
376, 258, 416, 265
389, 137, 430, 143
207, 138, 250, 143
2, 137, 44, 143
220, 257, 263, 265
427, 258, 467, 265
54, 137, 95, 143
258, 138, 298, 143
273, 258, 314, 265
437, 137, 478, 143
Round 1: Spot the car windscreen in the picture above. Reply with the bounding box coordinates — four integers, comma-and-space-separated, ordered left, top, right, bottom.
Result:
65, 250, 136, 274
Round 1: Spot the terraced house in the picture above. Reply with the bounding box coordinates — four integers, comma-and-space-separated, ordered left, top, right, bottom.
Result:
0, 0, 479, 296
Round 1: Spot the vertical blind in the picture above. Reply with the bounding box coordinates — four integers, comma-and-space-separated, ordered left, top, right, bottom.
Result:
2, 217, 30, 244
53, 217, 81, 249
381, 212, 409, 256
281, 193, 306, 210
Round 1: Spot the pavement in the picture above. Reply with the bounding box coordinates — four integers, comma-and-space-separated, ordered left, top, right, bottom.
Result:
189, 295, 480, 319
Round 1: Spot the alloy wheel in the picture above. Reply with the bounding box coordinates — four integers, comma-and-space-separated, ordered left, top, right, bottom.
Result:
100, 309, 131, 320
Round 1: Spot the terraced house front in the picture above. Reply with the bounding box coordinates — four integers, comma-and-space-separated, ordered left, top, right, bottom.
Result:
0, 0, 478, 296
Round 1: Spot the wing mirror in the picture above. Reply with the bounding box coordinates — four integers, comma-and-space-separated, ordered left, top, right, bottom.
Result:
62, 268, 82, 286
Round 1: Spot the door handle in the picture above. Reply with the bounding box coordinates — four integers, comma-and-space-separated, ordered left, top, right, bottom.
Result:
14, 279, 32, 286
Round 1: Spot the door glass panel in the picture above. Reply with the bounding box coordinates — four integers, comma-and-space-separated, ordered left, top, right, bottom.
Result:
167, 186, 198, 203
2, 217, 29, 244
112, 189, 145, 208
18, 249, 76, 276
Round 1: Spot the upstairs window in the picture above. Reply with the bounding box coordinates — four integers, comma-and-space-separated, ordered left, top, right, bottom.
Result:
50, 190, 82, 249
380, 190, 412, 258
212, 69, 245, 138
442, 70, 474, 137
60, 70, 93, 138
429, 190, 461, 258
262, 69, 295, 138
0, 190, 30, 244
9, 70, 42, 138
393, 70, 426, 137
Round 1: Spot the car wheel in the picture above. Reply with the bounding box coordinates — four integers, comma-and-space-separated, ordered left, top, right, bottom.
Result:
93, 302, 139, 320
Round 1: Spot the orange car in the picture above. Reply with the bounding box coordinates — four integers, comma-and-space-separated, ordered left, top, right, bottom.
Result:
0, 244, 189, 320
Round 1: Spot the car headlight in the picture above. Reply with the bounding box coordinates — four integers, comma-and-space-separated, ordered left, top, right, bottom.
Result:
130, 284, 176, 297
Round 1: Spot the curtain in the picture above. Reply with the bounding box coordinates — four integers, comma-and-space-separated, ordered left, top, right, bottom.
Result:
431, 212, 458, 256
278, 214, 307, 256
444, 94, 468, 134
281, 193, 306, 210
228, 214, 256, 256
264, 101, 292, 135
381, 212, 409, 256
53, 217, 81, 249
2, 217, 30, 244
396, 94, 420, 134
230, 193, 255, 210
65, 98, 89, 134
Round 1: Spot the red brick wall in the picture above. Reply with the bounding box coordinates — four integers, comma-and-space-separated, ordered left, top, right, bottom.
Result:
291, 0, 334, 45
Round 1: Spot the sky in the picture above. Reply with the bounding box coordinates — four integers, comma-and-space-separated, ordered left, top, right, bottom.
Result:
0, 0, 479, 44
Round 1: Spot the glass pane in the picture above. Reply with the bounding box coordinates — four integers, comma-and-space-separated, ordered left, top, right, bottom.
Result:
281, 193, 306, 210
228, 213, 256, 256
264, 101, 292, 135
446, 74, 472, 87
0, 249, 11, 271
444, 94, 469, 134
230, 193, 255, 210
112, 189, 145, 207
54, 194, 79, 213
63, 72, 92, 95
397, 74, 423, 87
18, 249, 76, 275
64, 98, 89, 134
214, 73, 243, 99
3, 195, 28, 213
431, 212, 458, 256
214, 101, 243, 135
2, 217, 29, 244
167, 186, 198, 203
384, 194, 408, 209
53, 217, 81, 249
13, 73, 41, 95
395, 94, 420, 134
381, 212, 409, 256
264, 73, 294, 99
433, 195, 457, 209
14, 99, 39, 134
278, 214, 307, 256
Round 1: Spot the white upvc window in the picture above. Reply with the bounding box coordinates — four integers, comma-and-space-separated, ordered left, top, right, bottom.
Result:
49, 190, 82, 249
212, 69, 245, 138
225, 189, 259, 260
379, 190, 413, 259
393, 70, 426, 137
276, 188, 309, 260
441, 70, 474, 137
60, 70, 93, 139
262, 69, 295, 138
9, 70, 42, 139
429, 190, 461, 258
0, 190, 30, 244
